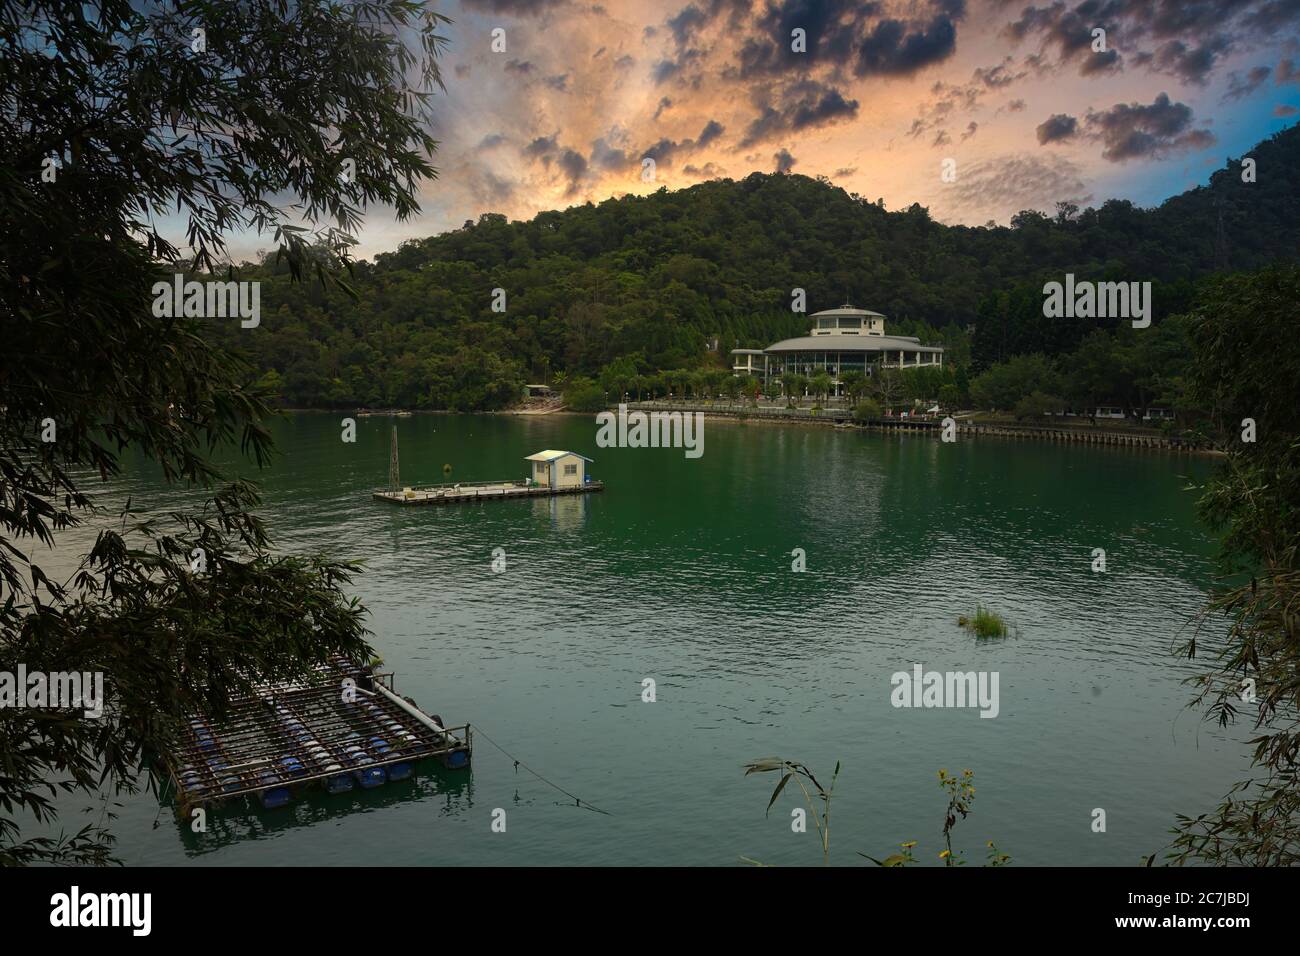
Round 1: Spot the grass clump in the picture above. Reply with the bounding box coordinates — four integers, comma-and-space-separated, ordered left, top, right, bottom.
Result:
958, 605, 1009, 639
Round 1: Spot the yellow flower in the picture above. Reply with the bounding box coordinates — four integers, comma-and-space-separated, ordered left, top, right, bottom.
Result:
939, 850, 951, 859
901, 841, 917, 849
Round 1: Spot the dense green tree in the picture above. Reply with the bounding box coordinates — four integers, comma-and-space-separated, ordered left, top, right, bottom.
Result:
1163, 266, 1300, 866
969, 354, 1060, 411
201, 124, 1300, 408
1, 0, 447, 864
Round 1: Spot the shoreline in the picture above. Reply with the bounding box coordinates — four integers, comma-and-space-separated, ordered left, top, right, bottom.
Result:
277, 405, 1217, 454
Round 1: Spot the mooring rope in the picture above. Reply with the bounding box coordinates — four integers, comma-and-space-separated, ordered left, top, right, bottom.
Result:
469, 723, 611, 816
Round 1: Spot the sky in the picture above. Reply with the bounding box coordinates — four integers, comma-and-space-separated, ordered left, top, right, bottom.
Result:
337, 0, 1300, 257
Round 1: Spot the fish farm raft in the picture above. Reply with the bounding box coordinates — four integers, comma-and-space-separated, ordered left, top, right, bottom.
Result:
374, 436, 603, 507
372, 477, 604, 506
163, 657, 471, 813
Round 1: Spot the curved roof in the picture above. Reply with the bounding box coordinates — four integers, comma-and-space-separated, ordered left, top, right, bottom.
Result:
765, 334, 943, 354
810, 304, 886, 318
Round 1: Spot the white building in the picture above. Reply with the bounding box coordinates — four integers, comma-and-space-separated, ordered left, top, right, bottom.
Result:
730, 305, 943, 393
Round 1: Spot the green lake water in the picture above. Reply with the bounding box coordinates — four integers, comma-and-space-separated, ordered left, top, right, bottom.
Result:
50, 412, 1245, 866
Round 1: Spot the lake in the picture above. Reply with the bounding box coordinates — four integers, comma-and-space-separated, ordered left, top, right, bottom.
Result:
53, 411, 1244, 866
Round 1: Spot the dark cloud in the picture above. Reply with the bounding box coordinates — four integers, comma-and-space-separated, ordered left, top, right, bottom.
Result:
774, 148, 797, 173
696, 119, 726, 148
558, 148, 588, 188
1275, 103, 1300, 115
833, 166, 858, 177
1278, 58, 1300, 84
505, 59, 535, 74
932, 129, 951, 147
652, 48, 703, 85
1223, 65, 1272, 101
1079, 48, 1122, 76
1242, 0, 1300, 32
1132, 38, 1229, 85
652, 59, 681, 84
855, 16, 959, 76
590, 137, 629, 171
973, 57, 1027, 88
654, 96, 673, 120
543, 73, 570, 92
1003, 1, 1300, 87
642, 138, 681, 164
739, 80, 859, 146
1036, 113, 1079, 144
668, 4, 709, 47
614, 54, 635, 70
478, 133, 508, 149
1006, 98, 1027, 112
733, 0, 963, 79
460, 0, 568, 14
1084, 92, 1216, 161
1003, 3, 1107, 65
683, 161, 726, 177
523, 134, 559, 160
1035, 93, 1215, 161
961, 121, 979, 141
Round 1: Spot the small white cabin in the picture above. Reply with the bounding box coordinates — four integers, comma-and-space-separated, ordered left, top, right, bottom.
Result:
524, 450, 593, 489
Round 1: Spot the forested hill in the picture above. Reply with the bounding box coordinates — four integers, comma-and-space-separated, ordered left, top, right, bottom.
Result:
211, 123, 1300, 410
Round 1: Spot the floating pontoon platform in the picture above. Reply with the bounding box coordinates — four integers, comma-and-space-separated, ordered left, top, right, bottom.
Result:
372, 478, 603, 506
164, 657, 470, 812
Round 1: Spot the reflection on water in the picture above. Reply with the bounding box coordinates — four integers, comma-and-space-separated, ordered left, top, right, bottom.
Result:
169, 764, 474, 857
41, 412, 1245, 866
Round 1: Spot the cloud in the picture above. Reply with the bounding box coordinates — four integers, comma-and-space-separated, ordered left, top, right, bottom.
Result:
943, 153, 1092, 222
523, 134, 559, 160
590, 137, 629, 171
833, 166, 858, 177
1274, 103, 1300, 116
667, 4, 709, 47
1223, 65, 1272, 101
1036, 113, 1079, 144
557, 148, 588, 192
1132, 38, 1230, 85
856, 15, 960, 76
1084, 92, 1216, 161
461, 0, 568, 13
973, 56, 1027, 88
1278, 58, 1300, 84
696, 119, 725, 148
683, 161, 727, 178
739, 80, 859, 147
774, 148, 798, 173
734, 0, 965, 79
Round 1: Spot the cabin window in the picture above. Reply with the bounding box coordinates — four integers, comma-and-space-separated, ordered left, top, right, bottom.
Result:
535, 462, 546, 475
563, 464, 577, 476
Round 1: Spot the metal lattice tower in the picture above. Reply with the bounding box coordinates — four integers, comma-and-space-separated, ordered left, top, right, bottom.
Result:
388, 425, 400, 491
